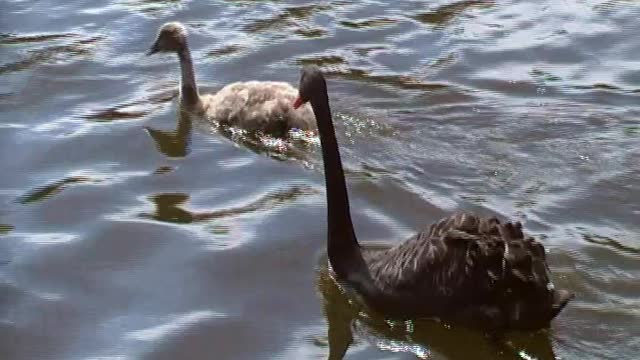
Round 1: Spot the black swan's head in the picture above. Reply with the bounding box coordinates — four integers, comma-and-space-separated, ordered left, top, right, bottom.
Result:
293, 65, 328, 109
147, 22, 188, 55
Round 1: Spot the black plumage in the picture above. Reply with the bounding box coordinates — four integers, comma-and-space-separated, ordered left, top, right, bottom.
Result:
294, 65, 573, 331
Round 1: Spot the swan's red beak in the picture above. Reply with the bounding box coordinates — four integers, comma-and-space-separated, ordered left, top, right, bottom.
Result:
293, 96, 305, 110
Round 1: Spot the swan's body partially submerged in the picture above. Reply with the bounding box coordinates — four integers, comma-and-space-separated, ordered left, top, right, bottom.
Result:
294, 65, 573, 331
201, 81, 314, 136
147, 22, 315, 137
358, 212, 572, 329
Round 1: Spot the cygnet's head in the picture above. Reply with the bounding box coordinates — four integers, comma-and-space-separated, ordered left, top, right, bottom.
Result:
293, 65, 327, 109
147, 22, 188, 55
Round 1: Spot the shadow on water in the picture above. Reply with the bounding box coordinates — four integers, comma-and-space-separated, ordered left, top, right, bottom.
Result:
412, 0, 495, 28
206, 44, 246, 59
0, 33, 75, 45
0, 224, 13, 235
296, 56, 450, 93
141, 185, 317, 224
0, 35, 103, 75
582, 232, 640, 256
338, 18, 398, 31
316, 266, 557, 360
16, 176, 94, 204
243, 4, 332, 35
115, 0, 184, 16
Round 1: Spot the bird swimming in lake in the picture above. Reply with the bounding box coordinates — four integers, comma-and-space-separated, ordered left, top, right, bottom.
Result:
147, 22, 316, 137
293, 65, 573, 331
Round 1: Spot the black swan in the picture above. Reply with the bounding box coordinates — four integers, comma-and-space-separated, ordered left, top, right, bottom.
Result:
147, 22, 316, 137
293, 65, 573, 331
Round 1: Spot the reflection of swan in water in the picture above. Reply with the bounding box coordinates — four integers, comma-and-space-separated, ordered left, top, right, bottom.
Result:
316, 263, 558, 360
145, 107, 193, 158
144, 97, 317, 164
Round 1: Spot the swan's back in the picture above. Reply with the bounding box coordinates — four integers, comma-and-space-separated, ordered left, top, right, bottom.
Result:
363, 213, 572, 329
201, 81, 316, 136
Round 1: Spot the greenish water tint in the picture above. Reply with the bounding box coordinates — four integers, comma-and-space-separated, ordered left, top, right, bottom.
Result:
0, 224, 13, 235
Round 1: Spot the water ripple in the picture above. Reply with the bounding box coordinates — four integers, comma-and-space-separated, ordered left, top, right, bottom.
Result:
2, 0, 639, 359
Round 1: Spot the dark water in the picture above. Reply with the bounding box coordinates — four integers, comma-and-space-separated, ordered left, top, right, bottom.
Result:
1, 1, 639, 359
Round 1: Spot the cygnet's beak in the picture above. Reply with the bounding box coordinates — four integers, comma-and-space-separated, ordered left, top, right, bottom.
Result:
146, 43, 159, 56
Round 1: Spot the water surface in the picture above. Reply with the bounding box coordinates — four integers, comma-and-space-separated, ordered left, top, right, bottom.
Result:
1, 0, 639, 359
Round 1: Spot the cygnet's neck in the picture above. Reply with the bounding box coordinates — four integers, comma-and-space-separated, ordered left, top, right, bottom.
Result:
177, 43, 201, 108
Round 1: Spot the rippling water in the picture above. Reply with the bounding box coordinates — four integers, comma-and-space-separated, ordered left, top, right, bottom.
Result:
1, 1, 639, 359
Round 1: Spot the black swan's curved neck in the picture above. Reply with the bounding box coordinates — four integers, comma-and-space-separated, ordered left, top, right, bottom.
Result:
312, 94, 357, 252
310, 90, 380, 300
177, 43, 200, 107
